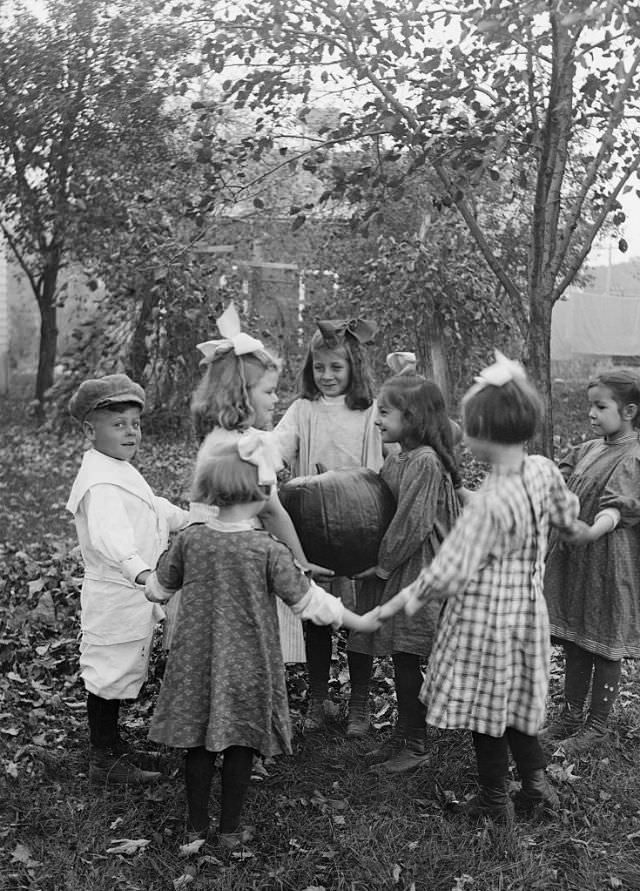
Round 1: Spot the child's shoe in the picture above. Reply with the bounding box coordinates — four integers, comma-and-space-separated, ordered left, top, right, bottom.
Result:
512, 769, 560, 818
374, 730, 431, 774
303, 699, 328, 732
556, 720, 609, 757
184, 821, 210, 845
364, 726, 407, 766
89, 745, 161, 786
346, 691, 371, 738
218, 825, 256, 857
452, 781, 514, 824
539, 703, 584, 742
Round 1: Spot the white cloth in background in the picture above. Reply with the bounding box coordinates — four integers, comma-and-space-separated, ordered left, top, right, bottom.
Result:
551, 291, 640, 358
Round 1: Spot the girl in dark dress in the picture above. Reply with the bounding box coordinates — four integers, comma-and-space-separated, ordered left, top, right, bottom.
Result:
543, 369, 640, 755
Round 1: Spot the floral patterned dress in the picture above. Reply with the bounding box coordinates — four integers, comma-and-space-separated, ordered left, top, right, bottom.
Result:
148, 522, 313, 757
544, 433, 640, 659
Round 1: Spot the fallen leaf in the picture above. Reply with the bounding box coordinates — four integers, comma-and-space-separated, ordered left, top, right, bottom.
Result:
179, 838, 206, 856
11, 843, 41, 868
106, 838, 151, 855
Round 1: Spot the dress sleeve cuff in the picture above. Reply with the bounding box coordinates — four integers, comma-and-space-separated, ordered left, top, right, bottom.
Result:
289, 581, 345, 629
594, 507, 621, 532
145, 572, 176, 603
121, 554, 151, 585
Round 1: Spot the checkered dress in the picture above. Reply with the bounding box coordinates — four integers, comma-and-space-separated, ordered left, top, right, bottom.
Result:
414, 456, 579, 737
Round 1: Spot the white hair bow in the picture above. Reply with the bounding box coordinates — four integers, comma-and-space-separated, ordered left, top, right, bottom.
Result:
472, 350, 527, 391
237, 428, 283, 486
386, 351, 417, 375
196, 303, 265, 364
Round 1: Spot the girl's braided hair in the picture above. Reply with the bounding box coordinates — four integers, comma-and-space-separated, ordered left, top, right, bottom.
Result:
380, 373, 461, 488
191, 348, 281, 441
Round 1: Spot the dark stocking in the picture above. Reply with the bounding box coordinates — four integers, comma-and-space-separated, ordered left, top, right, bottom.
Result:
392, 652, 426, 731
471, 731, 510, 786
505, 727, 546, 775
563, 641, 594, 709
347, 650, 373, 690
589, 656, 622, 729
185, 746, 216, 834
219, 746, 254, 834
305, 622, 332, 699
87, 693, 120, 748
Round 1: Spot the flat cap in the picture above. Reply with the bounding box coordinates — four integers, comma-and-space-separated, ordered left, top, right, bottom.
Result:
69, 373, 145, 421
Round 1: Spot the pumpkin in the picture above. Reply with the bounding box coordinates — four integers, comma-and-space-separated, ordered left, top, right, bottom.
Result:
279, 467, 396, 577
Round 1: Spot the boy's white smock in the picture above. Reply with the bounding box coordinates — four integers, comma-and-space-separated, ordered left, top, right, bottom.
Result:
66, 448, 188, 644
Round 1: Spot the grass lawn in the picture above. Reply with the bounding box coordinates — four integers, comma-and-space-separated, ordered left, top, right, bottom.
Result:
2, 385, 640, 891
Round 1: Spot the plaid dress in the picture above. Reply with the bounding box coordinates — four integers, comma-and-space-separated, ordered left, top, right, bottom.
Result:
410, 456, 579, 737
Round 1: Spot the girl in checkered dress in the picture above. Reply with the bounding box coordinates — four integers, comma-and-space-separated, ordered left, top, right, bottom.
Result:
381, 353, 580, 821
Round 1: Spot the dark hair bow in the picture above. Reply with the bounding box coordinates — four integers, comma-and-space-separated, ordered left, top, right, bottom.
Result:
315, 318, 377, 349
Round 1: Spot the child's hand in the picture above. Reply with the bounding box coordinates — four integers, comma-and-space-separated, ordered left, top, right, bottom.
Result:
401, 577, 429, 616
353, 606, 383, 632
560, 519, 593, 545
145, 589, 166, 604
305, 562, 335, 581
352, 566, 380, 580
144, 572, 174, 603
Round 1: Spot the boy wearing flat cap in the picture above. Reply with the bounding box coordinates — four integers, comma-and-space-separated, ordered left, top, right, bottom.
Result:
66, 373, 188, 785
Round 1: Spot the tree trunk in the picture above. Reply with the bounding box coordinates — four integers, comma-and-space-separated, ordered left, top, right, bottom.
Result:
422, 307, 451, 406
527, 290, 553, 457
127, 281, 155, 382
34, 254, 61, 417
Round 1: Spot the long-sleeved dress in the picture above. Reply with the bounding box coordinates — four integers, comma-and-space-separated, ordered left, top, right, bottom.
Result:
348, 445, 461, 657
544, 433, 640, 659
148, 519, 346, 757
274, 395, 384, 658
404, 456, 579, 737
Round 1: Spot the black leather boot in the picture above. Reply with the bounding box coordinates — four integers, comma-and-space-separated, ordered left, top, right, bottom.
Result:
513, 769, 560, 817
453, 780, 514, 823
